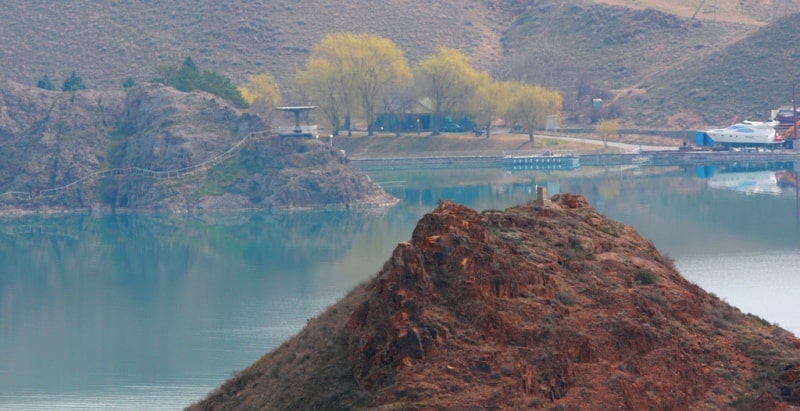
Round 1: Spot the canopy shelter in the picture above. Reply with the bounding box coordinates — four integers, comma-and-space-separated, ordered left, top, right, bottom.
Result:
275, 106, 318, 137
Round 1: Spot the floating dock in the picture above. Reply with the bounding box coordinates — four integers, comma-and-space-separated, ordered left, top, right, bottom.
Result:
350, 151, 800, 171
502, 154, 580, 171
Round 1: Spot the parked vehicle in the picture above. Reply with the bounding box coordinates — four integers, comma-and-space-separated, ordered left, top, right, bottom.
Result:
440, 123, 466, 132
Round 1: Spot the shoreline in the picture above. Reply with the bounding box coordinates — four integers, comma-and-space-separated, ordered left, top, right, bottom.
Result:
329, 129, 684, 158
349, 150, 800, 171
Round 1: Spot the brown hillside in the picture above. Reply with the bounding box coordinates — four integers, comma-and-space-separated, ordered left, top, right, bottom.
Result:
188, 195, 800, 410
0, 1, 510, 88
2, 1, 799, 128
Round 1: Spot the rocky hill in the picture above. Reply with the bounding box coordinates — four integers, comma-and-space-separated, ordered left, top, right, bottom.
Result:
0, 80, 396, 214
187, 195, 800, 410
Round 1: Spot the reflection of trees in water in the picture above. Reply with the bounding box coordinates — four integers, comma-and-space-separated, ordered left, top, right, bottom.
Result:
597, 178, 621, 200
196, 209, 389, 268
0, 215, 94, 282
394, 182, 543, 211
0, 210, 388, 278
0, 220, 82, 242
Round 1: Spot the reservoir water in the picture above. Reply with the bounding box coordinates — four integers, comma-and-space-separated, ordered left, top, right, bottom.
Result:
1, 164, 799, 410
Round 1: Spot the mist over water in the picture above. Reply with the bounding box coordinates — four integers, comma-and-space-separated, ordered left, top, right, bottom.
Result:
2, 164, 799, 410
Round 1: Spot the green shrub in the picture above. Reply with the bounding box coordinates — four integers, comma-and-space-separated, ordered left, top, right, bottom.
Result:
635, 269, 657, 285
556, 291, 577, 306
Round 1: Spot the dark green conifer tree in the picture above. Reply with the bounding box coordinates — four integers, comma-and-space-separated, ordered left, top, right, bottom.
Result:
36, 75, 57, 90
61, 72, 86, 91
155, 57, 249, 109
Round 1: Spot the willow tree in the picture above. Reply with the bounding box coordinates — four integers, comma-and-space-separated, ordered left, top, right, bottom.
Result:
238, 72, 282, 121
596, 119, 619, 149
472, 72, 508, 138
382, 83, 416, 136
296, 34, 357, 136
505, 82, 563, 143
348, 34, 411, 136
414, 47, 480, 135
295, 33, 410, 136
296, 58, 345, 135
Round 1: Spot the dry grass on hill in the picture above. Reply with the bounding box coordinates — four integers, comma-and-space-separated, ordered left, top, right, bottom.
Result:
2, 0, 798, 129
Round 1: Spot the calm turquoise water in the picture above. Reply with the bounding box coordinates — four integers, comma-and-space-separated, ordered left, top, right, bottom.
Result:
2, 164, 799, 410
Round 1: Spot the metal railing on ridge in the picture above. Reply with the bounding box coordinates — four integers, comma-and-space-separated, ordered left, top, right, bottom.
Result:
0, 130, 271, 201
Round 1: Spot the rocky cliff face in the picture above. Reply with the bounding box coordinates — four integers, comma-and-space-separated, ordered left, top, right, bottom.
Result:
0, 80, 395, 214
189, 195, 800, 410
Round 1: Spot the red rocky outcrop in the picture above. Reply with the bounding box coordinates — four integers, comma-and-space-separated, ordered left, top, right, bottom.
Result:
190, 195, 800, 410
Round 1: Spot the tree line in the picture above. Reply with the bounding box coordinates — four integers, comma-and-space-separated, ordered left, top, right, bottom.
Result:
237, 33, 565, 140
35, 59, 251, 111
32, 33, 566, 140
157, 57, 249, 109
36, 72, 88, 92
37, 72, 138, 91
292, 32, 562, 140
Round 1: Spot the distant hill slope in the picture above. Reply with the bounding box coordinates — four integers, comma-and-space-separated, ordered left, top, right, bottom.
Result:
497, 3, 754, 120
593, 0, 796, 23
0, 1, 508, 87
621, 12, 800, 126
498, 4, 800, 128
188, 197, 800, 410
1, 0, 798, 128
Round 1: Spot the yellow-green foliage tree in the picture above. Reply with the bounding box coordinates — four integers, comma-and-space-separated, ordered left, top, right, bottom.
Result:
473, 72, 508, 138
238, 72, 282, 121
349, 34, 411, 136
414, 47, 481, 135
295, 33, 410, 136
296, 57, 347, 136
505, 82, 562, 143
382, 84, 416, 136
596, 119, 619, 149
296, 33, 358, 136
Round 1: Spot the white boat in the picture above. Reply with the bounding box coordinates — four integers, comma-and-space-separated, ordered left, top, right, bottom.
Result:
703, 120, 783, 146
707, 170, 782, 196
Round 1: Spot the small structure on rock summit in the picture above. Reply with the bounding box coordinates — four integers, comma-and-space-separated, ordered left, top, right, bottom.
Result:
275, 106, 318, 138
536, 186, 551, 206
